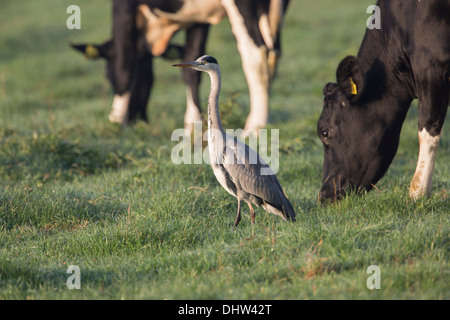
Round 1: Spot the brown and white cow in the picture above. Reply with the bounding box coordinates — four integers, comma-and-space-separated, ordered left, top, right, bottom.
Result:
72, 0, 289, 135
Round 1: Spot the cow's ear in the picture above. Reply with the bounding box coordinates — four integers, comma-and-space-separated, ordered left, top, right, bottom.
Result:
336, 56, 364, 100
70, 40, 113, 60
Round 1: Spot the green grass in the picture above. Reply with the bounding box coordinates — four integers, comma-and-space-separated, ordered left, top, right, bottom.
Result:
0, 0, 449, 300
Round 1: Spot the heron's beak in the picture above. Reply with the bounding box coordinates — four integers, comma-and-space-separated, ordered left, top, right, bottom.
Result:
173, 61, 201, 68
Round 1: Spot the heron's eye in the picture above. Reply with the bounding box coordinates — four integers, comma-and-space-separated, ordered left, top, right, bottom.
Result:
202, 61, 207, 65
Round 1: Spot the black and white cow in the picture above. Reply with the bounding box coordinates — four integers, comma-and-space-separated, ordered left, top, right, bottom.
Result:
317, 0, 449, 202
72, 0, 289, 134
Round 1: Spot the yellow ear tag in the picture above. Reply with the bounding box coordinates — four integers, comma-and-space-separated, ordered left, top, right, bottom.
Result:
85, 44, 100, 58
350, 77, 358, 95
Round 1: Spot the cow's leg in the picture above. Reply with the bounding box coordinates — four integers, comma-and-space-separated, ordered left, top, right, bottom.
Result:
409, 129, 442, 199
182, 24, 210, 135
221, 0, 270, 135
109, 0, 138, 125
269, 0, 289, 81
258, 0, 290, 82
127, 33, 153, 123
409, 66, 449, 199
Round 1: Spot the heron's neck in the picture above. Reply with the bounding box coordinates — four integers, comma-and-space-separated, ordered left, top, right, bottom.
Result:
207, 70, 224, 132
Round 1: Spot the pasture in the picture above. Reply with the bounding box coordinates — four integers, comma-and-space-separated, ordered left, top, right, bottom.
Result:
0, 0, 449, 300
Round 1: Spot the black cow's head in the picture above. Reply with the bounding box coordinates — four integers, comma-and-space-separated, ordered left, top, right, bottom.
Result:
317, 56, 406, 202
70, 40, 184, 124
71, 40, 144, 123
71, 41, 115, 85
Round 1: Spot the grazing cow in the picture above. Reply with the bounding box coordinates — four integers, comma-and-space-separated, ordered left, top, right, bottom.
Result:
317, 0, 449, 202
72, 0, 289, 134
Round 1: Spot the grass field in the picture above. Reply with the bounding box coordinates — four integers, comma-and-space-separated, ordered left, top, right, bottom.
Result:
0, 0, 449, 300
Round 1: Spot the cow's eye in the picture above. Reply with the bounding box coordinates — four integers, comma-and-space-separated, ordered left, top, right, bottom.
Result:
321, 130, 330, 139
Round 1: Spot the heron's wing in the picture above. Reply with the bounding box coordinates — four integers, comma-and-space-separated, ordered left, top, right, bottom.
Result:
221, 136, 295, 219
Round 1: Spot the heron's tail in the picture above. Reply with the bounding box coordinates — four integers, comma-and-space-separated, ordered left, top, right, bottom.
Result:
280, 195, 296, 222
263, 194, 296, 222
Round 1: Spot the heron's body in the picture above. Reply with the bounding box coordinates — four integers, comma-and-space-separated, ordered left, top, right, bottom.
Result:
174, 55, 295, 227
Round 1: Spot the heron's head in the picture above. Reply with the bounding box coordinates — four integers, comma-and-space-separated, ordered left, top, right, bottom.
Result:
173, 55, 219, 73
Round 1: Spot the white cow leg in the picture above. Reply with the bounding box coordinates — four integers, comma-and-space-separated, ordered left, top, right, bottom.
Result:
184, 88, 202, 136
221, 0, 270, 136
109, 92, 131, 125
242, 46, 270, 136
409, 128, 441, 199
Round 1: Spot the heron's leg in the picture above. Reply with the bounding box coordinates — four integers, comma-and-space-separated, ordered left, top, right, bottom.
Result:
247, 202, 255, 225
233, 199, 242, 229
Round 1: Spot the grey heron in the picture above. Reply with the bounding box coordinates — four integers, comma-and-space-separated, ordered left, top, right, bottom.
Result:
174, 55, 295, 227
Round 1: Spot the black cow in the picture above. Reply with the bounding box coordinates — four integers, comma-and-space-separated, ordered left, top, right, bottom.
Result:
72, 0, 289, 135
317, 0, 449, 202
